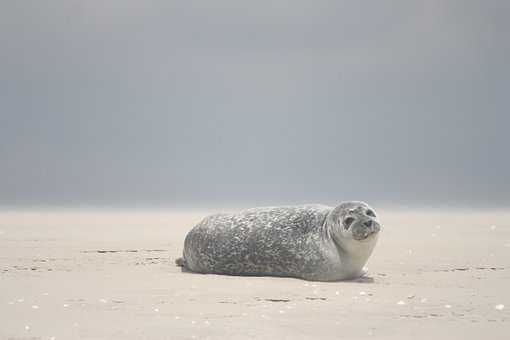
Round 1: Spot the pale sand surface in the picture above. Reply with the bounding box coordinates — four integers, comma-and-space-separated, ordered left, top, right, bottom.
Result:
0, 208, 509, 339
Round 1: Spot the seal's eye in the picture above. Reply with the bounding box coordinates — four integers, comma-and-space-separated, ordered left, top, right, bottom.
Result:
343, 217, 355, 230
366, 210, 376, 218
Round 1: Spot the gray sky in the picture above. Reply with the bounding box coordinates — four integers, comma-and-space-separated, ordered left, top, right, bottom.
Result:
1, 0, 509, 207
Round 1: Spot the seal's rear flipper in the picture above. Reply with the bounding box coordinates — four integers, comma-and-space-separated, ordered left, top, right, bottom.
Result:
175, 257, 191, 272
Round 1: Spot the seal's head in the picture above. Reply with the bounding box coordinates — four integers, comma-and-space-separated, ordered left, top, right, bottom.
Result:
326, 201, 381, 279
328, 201, 381, 246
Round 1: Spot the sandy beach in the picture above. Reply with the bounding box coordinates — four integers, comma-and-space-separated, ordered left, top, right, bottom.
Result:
0, 208, 508, 339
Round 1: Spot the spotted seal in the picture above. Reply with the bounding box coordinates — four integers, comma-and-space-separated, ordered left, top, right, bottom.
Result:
176, 201, 381, 281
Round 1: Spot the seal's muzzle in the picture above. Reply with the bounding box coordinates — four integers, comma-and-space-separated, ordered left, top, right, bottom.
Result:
352, 219, 380, 241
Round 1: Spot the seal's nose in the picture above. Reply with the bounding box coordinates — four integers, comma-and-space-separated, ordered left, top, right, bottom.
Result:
364, 220, 373, 228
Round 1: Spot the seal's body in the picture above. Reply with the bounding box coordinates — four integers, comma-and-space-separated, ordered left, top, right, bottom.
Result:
177, 202, 381, 281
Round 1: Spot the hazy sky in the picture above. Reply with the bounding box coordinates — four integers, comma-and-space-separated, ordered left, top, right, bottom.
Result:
1, 1, 509, 207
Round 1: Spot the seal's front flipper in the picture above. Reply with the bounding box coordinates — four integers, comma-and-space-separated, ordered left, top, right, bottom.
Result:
360, 267, 368, 277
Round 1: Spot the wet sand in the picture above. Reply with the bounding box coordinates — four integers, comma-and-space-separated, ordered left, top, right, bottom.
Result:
0, 208, 509, 339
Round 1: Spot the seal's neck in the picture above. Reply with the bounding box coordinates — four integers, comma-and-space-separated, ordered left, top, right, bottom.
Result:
325, 213, 378, 271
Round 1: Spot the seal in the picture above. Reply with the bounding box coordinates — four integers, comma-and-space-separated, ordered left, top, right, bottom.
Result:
176, 201, 381, 281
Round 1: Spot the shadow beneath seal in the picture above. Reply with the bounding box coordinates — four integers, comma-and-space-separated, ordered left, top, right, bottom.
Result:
175, 258, 377, 283
348, 275, 375, 283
